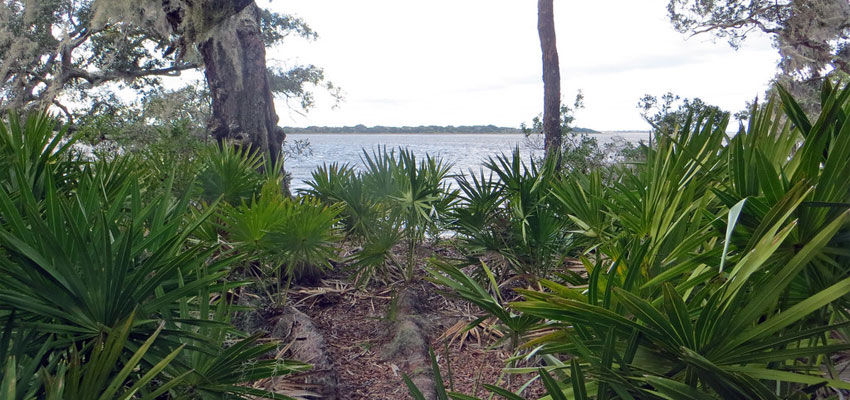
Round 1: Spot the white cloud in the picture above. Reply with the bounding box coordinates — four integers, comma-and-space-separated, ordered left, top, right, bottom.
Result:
267, 0, 778, 130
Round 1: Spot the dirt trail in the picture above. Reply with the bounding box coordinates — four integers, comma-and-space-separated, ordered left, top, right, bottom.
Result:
286, 277, 545, 399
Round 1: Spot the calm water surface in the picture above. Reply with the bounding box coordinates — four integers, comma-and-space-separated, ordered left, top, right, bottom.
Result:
285, 132, 646, 190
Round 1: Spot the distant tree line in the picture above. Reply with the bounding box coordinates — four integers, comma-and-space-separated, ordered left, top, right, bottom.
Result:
284, 124, 598, 134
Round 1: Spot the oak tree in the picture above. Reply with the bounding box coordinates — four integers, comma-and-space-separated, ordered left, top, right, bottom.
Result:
0, 0, 334, 163
668, 0, 850, 110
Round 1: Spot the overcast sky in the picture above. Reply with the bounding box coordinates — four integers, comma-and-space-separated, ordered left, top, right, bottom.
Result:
266, 0, 779, 131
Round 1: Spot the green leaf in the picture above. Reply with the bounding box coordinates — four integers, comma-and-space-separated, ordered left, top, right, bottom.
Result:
430, 348, 449, 400
403, 373, 428, 400
570, 359, 588, 400
538, 368, 567, 400
724, 366, 850, 391
483, 384, 525, 400
1, 357, 15, 400
739, 274, 850, 344
720, 198, 746, 273
644, 376, 716, 400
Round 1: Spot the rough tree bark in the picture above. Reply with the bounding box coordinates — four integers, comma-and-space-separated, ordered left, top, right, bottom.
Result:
163, 0, 285, 165
538, 0, 561, 168
198, 4, 285, 164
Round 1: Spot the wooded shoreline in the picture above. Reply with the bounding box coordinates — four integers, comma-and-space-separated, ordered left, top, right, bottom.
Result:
283, 126, 603, 134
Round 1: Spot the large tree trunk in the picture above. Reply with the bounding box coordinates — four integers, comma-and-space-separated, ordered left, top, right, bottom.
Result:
538, 0, 561, 168
161, 0, 285, 165
197, 3, 285, 165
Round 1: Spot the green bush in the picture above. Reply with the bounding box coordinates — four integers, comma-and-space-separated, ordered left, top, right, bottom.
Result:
198, 142, 269, 205
224, 179, 342, 302
0, 113, 307, 399
302, 162, 379, 240
430, 82, 850, 399
450, 148, 570, 279
0, 112, 81, 199
302, 147, 456, 284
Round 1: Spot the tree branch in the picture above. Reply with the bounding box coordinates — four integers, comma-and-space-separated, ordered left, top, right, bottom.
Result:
64, 63, 200, 87
686, 4, 783, 38
51, 99, 73, 124
689, 15, 781, 37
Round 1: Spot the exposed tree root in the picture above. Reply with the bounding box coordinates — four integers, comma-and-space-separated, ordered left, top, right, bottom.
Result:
380, 286, 436, 400
273, 306, 340, 399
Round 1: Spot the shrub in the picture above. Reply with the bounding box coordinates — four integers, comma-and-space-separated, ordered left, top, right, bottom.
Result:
436, 82, 850, 399
225, 179, 343, 302
302, 147, 456, 284
197, 142, 268, 205
0, 113, 307, 399
450, 148, 569, 279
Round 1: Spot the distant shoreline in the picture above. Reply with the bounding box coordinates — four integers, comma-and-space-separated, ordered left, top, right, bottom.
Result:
283, 125, 602, 135
286, 131, 522, 135
286, 131, 650, 136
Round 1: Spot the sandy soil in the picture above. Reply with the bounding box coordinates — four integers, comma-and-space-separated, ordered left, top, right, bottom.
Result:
288, 277, 545, 400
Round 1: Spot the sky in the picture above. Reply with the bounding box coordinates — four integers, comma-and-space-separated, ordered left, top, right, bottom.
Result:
266, 0, 779, 131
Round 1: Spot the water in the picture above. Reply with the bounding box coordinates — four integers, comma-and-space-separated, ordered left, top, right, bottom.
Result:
284, 132, 647, 191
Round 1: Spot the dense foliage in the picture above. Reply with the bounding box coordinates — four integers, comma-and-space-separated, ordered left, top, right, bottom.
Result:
11, 1, 846, 399
667, 0, 850, 113
668, 0, 850, 78
637, 92, 732, 131
0, 0, 334, 117
0, 114, 334, 399
301, 147, 455, 285
404, 82, 850, 399
2, 80, 850, 399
